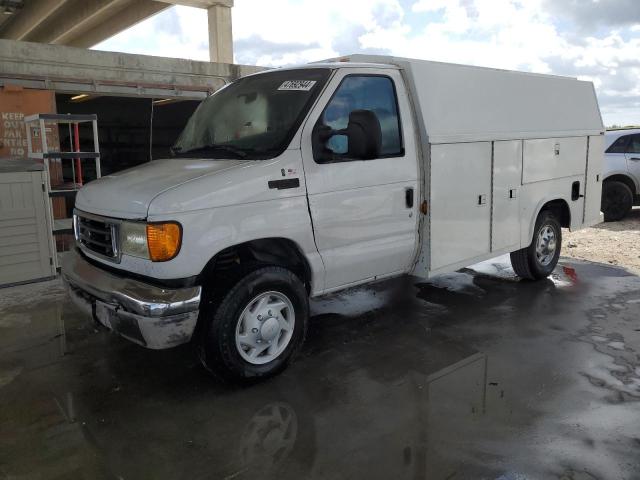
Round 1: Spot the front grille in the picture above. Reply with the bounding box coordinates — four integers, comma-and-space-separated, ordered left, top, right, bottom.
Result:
76, 214, 119, 259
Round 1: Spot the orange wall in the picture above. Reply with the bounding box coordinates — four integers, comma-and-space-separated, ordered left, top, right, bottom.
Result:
0, 86, 58, 158
0, 86, 67, 229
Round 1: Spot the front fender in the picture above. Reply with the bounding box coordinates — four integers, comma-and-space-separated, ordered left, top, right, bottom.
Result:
143, 197, 325, 294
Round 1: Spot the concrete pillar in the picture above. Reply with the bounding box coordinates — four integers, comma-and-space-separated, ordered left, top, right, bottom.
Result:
207, 0, 233, 64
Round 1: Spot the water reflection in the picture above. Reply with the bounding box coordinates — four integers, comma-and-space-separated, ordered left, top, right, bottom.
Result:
209, 350, 492, 480
13, 343, 495, 480
0, 270, 518, 479
239, 402, 298, 474
2, 260, 639, 479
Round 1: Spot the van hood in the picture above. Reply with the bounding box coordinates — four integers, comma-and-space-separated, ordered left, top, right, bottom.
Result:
75, 159, 247, 219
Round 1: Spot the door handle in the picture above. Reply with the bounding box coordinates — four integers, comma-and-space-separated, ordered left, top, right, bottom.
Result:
571, 181, 582, 201
405, 188, 414, 208
630, 157, 640, 161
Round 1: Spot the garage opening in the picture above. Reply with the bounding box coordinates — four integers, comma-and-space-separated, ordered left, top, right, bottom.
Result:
55, 94, 201, 175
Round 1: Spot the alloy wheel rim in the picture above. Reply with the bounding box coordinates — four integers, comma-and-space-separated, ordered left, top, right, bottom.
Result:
235, 291, 295, 365
535, 225, 557, 266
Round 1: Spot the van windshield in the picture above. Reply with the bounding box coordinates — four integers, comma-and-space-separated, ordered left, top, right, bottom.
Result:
172, 68, 331, 160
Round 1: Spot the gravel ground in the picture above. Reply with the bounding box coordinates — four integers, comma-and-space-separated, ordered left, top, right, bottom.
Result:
563, 207, 640, 274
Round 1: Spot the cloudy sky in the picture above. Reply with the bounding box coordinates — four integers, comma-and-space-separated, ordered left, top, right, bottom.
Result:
95, 0, 640, 126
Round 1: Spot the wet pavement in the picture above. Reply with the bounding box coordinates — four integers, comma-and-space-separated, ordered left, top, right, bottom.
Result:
1, 257, 639, 480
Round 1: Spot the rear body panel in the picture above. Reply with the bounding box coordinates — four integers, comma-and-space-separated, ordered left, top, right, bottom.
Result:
331, 56, 605, 278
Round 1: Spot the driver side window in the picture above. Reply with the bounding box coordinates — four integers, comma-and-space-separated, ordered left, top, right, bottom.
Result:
314, 75, 403, 163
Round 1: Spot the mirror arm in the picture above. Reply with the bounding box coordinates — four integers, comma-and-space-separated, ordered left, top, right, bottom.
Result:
313, 124, 343, 163
319, 127, 347, 142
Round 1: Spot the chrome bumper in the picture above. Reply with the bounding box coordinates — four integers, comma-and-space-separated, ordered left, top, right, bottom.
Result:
61, 249, 201, 349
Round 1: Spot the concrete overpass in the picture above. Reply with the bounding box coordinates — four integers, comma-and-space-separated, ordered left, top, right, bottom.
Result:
0, 0, 233, 63
0, 38, 262, 99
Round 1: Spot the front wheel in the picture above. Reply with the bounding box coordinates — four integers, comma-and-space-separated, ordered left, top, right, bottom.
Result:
198, 266, 309, 382
510, 210, 562, 280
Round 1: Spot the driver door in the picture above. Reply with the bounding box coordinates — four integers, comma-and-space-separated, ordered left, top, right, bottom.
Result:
625, 134, 640, 189
300, 68, 419, 291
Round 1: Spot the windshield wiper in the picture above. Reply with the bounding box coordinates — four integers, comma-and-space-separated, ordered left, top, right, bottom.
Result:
173, 144, 248, 159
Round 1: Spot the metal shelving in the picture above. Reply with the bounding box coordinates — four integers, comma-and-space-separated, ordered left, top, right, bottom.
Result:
25, 113, 101, 269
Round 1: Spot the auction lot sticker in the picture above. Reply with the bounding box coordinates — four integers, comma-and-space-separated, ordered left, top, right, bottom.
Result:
278, 80, 317, 91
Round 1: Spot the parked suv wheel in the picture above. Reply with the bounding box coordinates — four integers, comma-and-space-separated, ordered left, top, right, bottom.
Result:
510, 210, 562, 280
198, 266, 309, 382
602, 180, 633, 222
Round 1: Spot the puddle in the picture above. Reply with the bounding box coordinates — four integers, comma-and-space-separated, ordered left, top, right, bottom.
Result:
1, 261, 639, 479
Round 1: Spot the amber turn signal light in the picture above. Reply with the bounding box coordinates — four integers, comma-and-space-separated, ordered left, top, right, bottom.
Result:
146, 222, 182, 262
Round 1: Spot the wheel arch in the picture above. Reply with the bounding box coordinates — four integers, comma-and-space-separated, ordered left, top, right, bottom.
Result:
603, 173, 637, 196
526, 197, 571, 246
539, 199, 571, 228
198, 237, 314, 296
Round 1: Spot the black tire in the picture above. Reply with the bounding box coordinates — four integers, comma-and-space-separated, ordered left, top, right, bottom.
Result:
510, 210, 562, 280
198, 266, 309, 382
602, 180, 633, 222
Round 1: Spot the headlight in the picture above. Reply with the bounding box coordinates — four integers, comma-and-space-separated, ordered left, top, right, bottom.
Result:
120, 221, 181, 262
120, 222, 149, 259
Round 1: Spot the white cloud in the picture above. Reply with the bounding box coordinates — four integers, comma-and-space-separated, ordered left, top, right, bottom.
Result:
412, 0, 472, 34
95, 7, 210, 61
232, 0, 407, 66
363, 0, 569, 72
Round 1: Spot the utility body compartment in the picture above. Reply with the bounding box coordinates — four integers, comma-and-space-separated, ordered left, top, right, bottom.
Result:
522, 137, 587, 184
336, 55, 605, 277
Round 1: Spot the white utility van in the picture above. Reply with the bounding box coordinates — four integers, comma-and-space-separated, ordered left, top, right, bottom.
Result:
63, 55, 604, 380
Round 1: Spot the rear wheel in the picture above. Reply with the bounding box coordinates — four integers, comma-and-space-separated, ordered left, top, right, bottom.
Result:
511, 210, 562, 280
198, 266, 309, 382
602, 180, 633, 222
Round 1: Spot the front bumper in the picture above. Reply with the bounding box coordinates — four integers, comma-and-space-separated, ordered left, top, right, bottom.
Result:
61, 249, 201, 349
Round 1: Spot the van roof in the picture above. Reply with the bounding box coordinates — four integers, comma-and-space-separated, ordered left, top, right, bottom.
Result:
238, 62, 397, 80
267, 61, 398, 70
318, 54, 574, 80
324, 54, 604, 143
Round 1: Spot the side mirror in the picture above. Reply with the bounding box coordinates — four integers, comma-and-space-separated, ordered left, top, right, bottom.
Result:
312, 109, 382, 162
345, 109, 382, 160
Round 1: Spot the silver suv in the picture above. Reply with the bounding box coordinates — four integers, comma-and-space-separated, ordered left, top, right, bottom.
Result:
602, 128, 640, 221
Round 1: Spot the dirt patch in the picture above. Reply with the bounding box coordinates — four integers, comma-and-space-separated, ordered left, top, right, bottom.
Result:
564, 207, 640, 274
